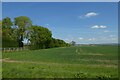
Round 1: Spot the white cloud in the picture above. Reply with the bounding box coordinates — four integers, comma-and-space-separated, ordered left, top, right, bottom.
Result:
78, 37, 96, 41
45, 24, 50, 27
91, 25, 99, 28
64, 38, 71, 43
100, 25, 107, 28
79, 12, 98, 19
78, 37, 84, 40
85, 12, 98, 18
109, 35, 117, 37
110, 38, 118, 40
88, 38, 96, 41
91, 25, 107, 29
96, 36, 118, 42
68, 35, 118, 44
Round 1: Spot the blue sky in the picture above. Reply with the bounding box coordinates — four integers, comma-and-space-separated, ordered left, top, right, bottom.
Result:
2, 2, 118, 44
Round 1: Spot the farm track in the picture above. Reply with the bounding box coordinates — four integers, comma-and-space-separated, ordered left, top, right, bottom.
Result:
75, 48, 104, 56
2, 58, 117, 68
75, 48, 84, 55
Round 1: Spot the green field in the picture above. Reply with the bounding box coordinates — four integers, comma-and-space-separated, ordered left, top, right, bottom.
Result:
2, 45, 118, 78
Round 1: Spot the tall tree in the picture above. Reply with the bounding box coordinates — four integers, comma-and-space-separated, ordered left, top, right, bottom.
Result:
0, 20, 2, 27
0, 20, 2, 46
0, 20, 2, 34
49, 38, 69, 48
14, 16, 32, 47
2, 17, 13, 29
71, 41, 76, 46
29, 25, 52, 49
2, 17, 18, 47
2, 17, 13, 39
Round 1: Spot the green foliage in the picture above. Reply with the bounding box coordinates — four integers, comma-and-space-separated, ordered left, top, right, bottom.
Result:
14, 16, 32, 36
2, 36, 18, 48
14, 16, 32, 47
2, 17, 13, 29
29, 26, 69, 50
0, 21, 2, 47
49, 38, 69, 48
2, 16, 69, 49
29, 25, 52, 49
0, 20, 2, 27
2, 17, 18, 48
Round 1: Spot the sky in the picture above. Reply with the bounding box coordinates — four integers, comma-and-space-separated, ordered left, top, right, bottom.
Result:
2, 2, 118, 44
2, 0, 119, 2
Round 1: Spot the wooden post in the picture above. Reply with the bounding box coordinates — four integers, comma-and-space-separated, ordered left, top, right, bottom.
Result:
4, 48, 5, 52
9, 48, 11, 52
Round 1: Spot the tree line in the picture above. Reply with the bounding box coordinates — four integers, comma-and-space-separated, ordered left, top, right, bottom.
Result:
1, 16, 70, 50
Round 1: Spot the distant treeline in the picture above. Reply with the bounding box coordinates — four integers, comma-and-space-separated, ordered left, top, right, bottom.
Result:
1, 16, 70, 50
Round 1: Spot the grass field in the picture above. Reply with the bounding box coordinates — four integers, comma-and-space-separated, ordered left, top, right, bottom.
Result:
2, 45, 118, 78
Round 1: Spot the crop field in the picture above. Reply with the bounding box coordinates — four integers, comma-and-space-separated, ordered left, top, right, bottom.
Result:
2, 45, 118, 78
